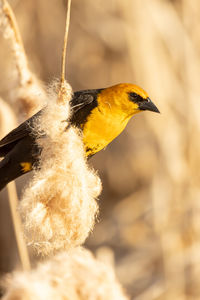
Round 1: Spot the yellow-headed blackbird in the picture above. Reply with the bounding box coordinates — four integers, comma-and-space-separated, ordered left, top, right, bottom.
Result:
0, 83, 159, 190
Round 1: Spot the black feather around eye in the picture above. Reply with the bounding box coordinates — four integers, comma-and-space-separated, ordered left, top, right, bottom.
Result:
129, 92, 144, 103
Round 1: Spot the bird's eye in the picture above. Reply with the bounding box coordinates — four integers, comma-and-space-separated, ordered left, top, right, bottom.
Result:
129, 92, 144, 103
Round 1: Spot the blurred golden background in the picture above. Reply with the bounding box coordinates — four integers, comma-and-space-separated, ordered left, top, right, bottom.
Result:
0, 0, 200, 299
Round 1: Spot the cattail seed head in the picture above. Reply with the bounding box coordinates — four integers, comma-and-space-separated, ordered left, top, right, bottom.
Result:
19, 81, 102, 256
2, 248, 129, 300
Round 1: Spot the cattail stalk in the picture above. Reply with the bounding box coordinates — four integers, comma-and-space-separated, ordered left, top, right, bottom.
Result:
1, 0, 28, 85
58, 0, 72, 104
0, 97, 30, 271
7, 183, 31, 271
0, 0, 46, 116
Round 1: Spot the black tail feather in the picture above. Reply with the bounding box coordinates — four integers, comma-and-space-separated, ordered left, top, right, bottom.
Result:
0, 157, 11, 191
0, 156, 22, 191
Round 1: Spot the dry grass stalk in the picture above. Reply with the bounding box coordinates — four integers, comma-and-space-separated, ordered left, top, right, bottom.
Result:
7, 182, 31, 271
19, 82, 101, 256
0, 97, 30, 271
58, 0, 72, 105
1, 247, 129, 300
0, 0, 46, 116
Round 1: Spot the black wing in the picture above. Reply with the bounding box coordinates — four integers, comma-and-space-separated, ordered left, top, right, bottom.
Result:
69, 88, 102, 127
0, 111, 41, 157
0, 88, 103, 157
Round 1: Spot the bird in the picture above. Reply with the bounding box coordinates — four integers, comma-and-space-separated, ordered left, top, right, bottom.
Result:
0, 83, 159, 191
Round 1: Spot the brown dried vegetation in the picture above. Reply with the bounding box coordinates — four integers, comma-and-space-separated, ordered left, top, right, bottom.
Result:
0, 0, 200, 299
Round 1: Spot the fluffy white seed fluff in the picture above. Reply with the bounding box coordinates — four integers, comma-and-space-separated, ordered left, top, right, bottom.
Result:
2, 247, 129, 300
19, 81, 102, 256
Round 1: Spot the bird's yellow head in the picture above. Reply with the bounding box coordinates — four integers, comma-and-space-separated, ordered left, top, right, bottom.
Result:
100, 83, 159, 117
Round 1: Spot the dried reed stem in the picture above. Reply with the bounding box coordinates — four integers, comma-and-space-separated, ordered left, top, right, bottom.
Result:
7, 182, 31, 271
1, 0, 30, 86
61, 0, 72, 85
0, 97, 30, 271
58, 0, 72, 104
0, 0, 46, 116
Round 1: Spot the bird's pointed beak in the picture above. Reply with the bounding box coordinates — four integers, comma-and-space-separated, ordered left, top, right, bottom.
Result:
139, 98, 160, 113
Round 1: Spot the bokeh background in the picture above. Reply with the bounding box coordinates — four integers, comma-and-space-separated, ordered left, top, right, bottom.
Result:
0, 0, 200, 299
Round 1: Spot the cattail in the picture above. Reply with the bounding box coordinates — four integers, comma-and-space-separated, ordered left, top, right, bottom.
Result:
1, 247, 129, 300
19, 81, 102, 256
0, 0, 46, 117
0, 97, 16, 137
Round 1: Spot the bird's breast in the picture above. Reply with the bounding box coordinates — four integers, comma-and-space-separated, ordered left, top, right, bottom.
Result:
82, 105, 130, 156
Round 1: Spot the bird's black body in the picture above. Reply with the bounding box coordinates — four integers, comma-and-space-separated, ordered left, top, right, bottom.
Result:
0, 89, 102, 190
